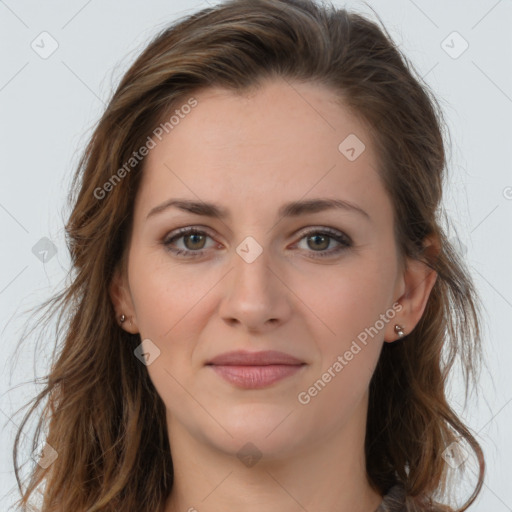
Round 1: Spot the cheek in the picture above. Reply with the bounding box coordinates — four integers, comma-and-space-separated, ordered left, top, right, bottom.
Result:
128, 248, 215, 341
127, 252, 215, 417
297, 257, 396, 342
292, 266, 391, 421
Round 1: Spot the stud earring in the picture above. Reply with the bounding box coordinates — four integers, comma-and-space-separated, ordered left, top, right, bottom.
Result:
120, 314, 126, 323
394, 324, 405, 338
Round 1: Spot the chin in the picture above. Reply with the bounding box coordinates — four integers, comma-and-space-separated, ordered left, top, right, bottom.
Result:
201, 406, 306, 460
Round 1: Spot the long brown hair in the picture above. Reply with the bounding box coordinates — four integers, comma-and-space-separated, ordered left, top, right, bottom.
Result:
12, 0, 486, 510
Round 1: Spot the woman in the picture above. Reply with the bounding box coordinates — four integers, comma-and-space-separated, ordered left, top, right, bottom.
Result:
13, 0, 485, 510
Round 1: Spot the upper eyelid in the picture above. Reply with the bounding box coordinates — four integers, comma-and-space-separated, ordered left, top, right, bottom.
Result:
164, 225, 351, 247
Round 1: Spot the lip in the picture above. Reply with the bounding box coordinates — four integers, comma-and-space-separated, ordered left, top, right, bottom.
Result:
206, 350, 304, 366
206, 350, 306, 389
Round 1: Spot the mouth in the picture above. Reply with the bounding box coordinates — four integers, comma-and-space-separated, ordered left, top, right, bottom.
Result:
208, 364, 305, 389
205, 350, 306, 389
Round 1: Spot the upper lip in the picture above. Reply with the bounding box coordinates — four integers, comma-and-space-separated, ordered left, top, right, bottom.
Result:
206, 350, 304, 366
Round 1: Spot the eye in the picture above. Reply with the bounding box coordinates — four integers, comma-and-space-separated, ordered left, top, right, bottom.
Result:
163, 227, 217, 258
293, 227, 352, 258
162, 226, 352, 259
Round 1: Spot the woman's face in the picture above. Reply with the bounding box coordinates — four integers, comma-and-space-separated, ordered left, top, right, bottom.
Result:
113, 78, 411, 458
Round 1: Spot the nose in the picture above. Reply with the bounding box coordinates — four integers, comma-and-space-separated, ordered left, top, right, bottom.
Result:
218, 242, 292, 333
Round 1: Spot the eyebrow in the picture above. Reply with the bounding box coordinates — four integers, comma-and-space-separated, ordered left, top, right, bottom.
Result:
146, 197, 370, 221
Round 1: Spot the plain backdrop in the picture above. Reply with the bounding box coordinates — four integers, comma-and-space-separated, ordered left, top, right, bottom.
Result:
1, 0, 511, 510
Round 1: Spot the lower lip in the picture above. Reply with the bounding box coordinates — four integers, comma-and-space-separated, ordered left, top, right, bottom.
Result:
208, 364, 304, 389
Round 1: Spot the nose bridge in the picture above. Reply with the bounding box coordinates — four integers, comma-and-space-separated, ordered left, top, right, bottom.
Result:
219, 232, 288, 329
231, 235, 275, 302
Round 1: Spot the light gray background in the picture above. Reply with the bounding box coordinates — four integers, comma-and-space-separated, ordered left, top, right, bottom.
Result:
1, 0, 511, 510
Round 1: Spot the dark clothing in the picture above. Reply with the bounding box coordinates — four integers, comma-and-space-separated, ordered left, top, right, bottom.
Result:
373, 484, 407, 512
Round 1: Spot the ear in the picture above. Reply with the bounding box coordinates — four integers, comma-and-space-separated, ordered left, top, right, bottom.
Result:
109, 264, 139, 334
385, 235, 440, 343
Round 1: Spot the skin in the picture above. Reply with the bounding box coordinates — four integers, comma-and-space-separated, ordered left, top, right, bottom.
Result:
109, 78, 438, 512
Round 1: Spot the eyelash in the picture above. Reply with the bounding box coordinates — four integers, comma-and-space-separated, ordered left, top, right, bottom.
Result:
162, 226, 352, 259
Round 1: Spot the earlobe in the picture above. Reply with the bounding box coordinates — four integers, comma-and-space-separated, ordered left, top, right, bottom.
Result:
108, 266, 139, 334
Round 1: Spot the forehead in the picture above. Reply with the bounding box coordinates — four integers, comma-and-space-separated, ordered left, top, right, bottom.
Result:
136, 78, 390, 223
